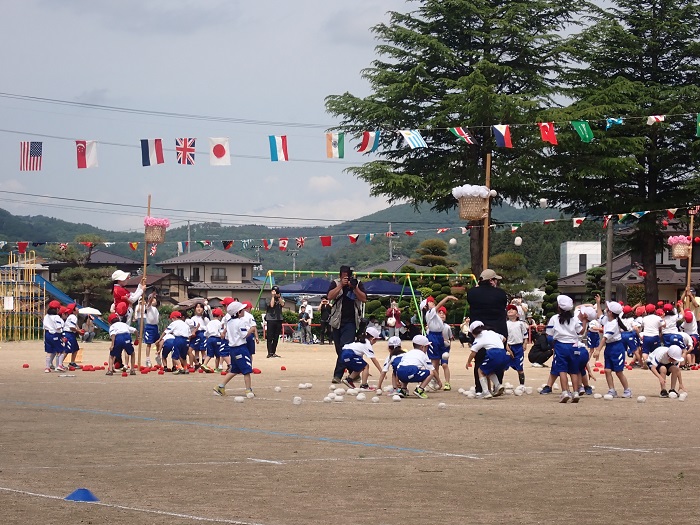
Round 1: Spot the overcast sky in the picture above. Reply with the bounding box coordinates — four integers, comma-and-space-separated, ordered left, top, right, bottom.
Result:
0, 0, 409, 232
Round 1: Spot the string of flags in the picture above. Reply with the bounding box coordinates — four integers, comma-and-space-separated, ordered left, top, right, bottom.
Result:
15, 113, 700, 171
0, 206, 690, 255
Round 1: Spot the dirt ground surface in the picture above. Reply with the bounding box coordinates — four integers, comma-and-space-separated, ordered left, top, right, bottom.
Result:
1, 339, 699, 525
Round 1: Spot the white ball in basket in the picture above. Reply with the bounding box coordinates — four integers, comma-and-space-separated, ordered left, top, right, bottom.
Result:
539, 198, 548, 208
490, 189, 497, 197
449, 238, 457, 246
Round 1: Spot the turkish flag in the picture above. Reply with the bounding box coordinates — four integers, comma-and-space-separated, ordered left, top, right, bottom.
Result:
76, 140, 98, 169
538, 123, 558, 145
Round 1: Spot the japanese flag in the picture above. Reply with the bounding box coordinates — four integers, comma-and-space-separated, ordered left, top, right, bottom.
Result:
209, 138, 230, 166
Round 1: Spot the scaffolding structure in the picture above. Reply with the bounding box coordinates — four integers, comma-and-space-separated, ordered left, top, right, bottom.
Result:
0, 251, 46, 342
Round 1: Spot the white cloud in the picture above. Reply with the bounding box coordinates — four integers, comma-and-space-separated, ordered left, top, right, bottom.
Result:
307, 175, 338, 193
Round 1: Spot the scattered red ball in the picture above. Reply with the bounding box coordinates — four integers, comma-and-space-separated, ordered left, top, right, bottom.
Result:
198, 368, 204, 373
103, 362, 108, 366
22, 363, 29, 368
641, 271, 647, 277
595, 362, 603, 368
600, 370, 606, 374
158, 370, 165, 375
252, 368, 262, 374
122, 372, 128, 377
220, 371, 227, 375
593, 367, 599, 372
662, 220, 669, 227
68, 366, 75, 371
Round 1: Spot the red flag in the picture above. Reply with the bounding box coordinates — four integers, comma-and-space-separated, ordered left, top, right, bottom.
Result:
79, 241, 94, 249
385, 231, 398, 237
17, 241, 28, 254
538, 122, 558, 145
129, 242, 139, 250
76, 140, 98, 169
437, 228, 450, 234
348, 234, 359, 244
404, 230, 416, 236
320, 236, 332, 247
543, 219, 556, 225
667, 208, 678, 219
602, 215, 612, 229
279, 238, 289, 251
262, 239, 274, 250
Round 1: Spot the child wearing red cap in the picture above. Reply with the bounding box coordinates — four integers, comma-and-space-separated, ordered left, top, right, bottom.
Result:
640, 304, 665, 365
188, 302, 208, 369
661, 303, 683, 349
201, 308, 225, 372
43, 301, 64, 373
62, 303, 82, 370
107, 313, 137, 375
164, 311, 195, 374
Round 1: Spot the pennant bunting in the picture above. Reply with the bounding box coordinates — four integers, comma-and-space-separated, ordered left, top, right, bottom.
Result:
399, 129, 428, 149
79, 242, 94, 248
618, 213, 630, 222
20, 141, 42, 171
537, 123, 557, 145
32, 242, 46, 247
278, 238, 289, 251
59, 243, 68, 251
262, 239, 274, 250
511, 223, 521, 233
602, 215, 612, 229
357, 131, 380, 153
571, 120, 594, 143
221, 240, 233, 250
631, 211, 648, 219
606, 117, 623, 130
17, 241, 28, 254
149, 243, 158, 256
436, 228, 450, 234
492, 125, 512, 148
103, 242, 115, 247
140, 139, 164, 166
295, 237, 306, 248
667, 208, 678, 219
241, 239, 252, 250
0, 241, 6, 249
348, 234, 360, 244
175, 138, 196, 165
196, 240, 212, 248
543, 219, 556, 225
646, 115, 665, 126
404, 230, 416, 236
320, 236, 332, 247
209, 138, 230, 166
366, 233, 374, 243
449, 127, 476, 144
385, 231, 398, 238
460, 227, 468, 234
129, 242, 139, 250
177, 241, 187, 254
325, 132, 344, 159
269, 135, 289, 162
76, 140, 98, 169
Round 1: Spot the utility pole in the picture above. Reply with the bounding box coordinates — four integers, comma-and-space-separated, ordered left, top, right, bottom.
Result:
253, 245, 263, 277
187, 221, 191, 253
288, 249, 299, 282
388, 221, 393, 261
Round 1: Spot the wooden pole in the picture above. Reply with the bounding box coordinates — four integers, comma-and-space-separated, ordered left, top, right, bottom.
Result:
482, 152, 492, 271
605, 217, 613, 302
686, 211, 696, 294
137, 194, 151, 367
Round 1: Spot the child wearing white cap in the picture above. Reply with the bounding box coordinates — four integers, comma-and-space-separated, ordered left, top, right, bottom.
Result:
466, 321, 512, 399
375, 336, 405, 394
339, 325, 383, 390
593, 301, 632, 398
396, 335, 439, 398
213, 301, 255, 397
646, 344, 686, 397
546, 294, 584, 403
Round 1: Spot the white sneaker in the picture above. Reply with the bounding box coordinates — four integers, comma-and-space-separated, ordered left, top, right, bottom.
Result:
145, 359, 152, 367
55, 365, 66, 372
44, 368, 51, 373
155, 355, 162, 366
531, 362, 544, 368
572, 392, 581, 403
476, 391, 493, 399
559, 392, 571, 403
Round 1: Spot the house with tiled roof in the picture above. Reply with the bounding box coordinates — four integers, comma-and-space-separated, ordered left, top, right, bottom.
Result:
45, 249, 141, 281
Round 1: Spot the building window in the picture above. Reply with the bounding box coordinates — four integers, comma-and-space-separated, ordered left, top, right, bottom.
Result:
242, 267, 247, 278
579, 253, 587, 273
177, 268, 184, 279
211, 268, 227, 282
164, 268, 174, 274
191, 267, 201, 282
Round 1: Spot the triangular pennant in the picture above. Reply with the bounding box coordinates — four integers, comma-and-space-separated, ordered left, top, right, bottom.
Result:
320, 236, 332, 247
103, 242, 115, 247
385, 231, 398, 238
279, 238, 289, 251
348, 234, 359, 244
618, 213, 630, 222
511, 223, 521, 233
460, 227, 468, 234
570, 120, 594, 143
631, 211, 648, 219
667, 208, 678, 219
59, 243, 68, 251
129, 242, 139, 251
606, 117, 623, 130
544, 219, 556, 225
646, 115, 665, 126
196, 240, 212, 248
602, 215, 612, 229
79, 241, 94, 249
221, 240, 233, 250
241, 239, 252, 250
149, 243, 158, 256
404, 230, 416, 236
32, 242, 46, 247
573, 217, 585, 228
16, 241, 28, 254
437, 228, 450, 234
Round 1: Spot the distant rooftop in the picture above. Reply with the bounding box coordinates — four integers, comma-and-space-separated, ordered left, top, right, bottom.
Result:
157, 249, 256, 265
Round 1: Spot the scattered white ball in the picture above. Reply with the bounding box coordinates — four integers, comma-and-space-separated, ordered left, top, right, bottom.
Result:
246, 392, 255, 399
467, 392, 475, 399
346, 388, 358, 396
329, 385, 336, 391
305, 383, 313, 389
514, 236, 522, 247
603, 394, 614, 401
552, 384, 561, 391
334, 388, 346, 396
323, 396, 332, 403
593, 393, 603, 399
438, 402, 447, 409
489, 189, 497, 197
505, 388, 514, 395
637, 396, 647, 403
234, 396, 245, 403
449, 238, 457, 246
442, 352, 450, 360
274, 386, 282, 393
383, 386, 393, 393
375, 389, 383, 396
504, 382, 513, 389
292, 396, 302, 405
514, 388, 523, 397
591, 385, 596, 391
540, 383, 547, 389
537, 387, 543, 393
669, 391, 678, 399
371, 396, 380, 403
298, 383, 307, 390
334, 396, 344, 402
356, 393, 366, 401
679, 392, 688, 401
458, 388, 465, 394
392, 395, 401, 402
328, 393, 336, 400
469, 386, 476, 393
525, 387, 533, 395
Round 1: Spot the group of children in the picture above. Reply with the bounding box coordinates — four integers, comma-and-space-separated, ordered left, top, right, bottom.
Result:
41, 301, 85, 373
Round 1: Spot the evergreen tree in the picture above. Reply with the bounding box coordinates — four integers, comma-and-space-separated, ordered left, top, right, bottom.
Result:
543, 0, 700, 301
542, 271, 560, 319
325, 0, 582, 276
409, 239, 457, 267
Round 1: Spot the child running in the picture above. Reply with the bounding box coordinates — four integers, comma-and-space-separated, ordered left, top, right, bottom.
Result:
339, 325, 382, 391
214, 301, 255, 397
466, 321, 512, 399
396, 334, 439, 399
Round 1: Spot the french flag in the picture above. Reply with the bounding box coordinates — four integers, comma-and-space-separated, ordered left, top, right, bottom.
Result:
269, 135, 289, 162
492, 125, 513, 148
140, 139, 164, 166
357, 131, 380, 153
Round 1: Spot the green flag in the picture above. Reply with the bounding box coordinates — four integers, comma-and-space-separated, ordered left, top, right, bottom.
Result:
696, 114, 700, 137
571, 120, 594, 143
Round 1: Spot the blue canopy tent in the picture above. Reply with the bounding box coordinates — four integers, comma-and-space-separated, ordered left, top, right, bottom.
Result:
362, 279, 421, 297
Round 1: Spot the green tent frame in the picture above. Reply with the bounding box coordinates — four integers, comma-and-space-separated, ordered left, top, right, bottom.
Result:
254, 270, 477, 333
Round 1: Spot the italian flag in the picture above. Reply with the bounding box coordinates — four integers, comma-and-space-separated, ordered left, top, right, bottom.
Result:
326, 132, 344, 158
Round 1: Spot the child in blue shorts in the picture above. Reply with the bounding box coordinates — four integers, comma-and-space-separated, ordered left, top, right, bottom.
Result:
339, 325, 383, 390
466, 321, 512, 399
375, 336, 405, 393
396, 334, 440, 399
438, 307, 454, 391
159, 333, 175, 371
201, 308, 224, 372
593, 301, 631, 398
506, 305, 528, 386
107, 313, 137, 375
546, 295, 584, 403
43, 300, 63, 373
214, 302, 255, 397
163, 311, 194, 374
138, 292, 160, 367
421, 294, 458, 390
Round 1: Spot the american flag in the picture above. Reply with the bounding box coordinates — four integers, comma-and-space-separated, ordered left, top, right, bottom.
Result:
20, 141, 42, 171
175, 138, 196, 165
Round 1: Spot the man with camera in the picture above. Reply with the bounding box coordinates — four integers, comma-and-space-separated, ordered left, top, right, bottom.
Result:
265, 285, 285, 358
327, 265, 367, 383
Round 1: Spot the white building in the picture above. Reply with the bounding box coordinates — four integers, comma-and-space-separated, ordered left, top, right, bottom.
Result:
560, 241, 602, 277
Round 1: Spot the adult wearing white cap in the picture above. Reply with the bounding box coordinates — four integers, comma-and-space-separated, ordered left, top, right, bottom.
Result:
545, 294, 584, 403
592, 301, 632, 399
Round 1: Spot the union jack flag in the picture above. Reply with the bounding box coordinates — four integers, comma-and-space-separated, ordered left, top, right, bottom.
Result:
175, 138, 196, 165
295, 237, 306, 248
149, 243, 158, 256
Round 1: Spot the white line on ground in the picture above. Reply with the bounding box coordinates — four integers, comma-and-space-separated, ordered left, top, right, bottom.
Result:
0, 486, 270, 525
247, 458, 284, 464
591, 445, 662, 453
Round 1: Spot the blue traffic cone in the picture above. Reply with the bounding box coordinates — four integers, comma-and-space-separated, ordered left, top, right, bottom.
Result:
65, 488, 99, 502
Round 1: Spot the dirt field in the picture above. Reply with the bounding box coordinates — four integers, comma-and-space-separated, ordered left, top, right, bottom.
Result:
1, 339, 699, 525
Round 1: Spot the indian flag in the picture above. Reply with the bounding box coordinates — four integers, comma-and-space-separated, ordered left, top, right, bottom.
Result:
326, 132, 344, 158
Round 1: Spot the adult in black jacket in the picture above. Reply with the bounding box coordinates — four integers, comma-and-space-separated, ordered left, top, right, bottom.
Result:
528, 327, 553, 367
466, 269, 508, 392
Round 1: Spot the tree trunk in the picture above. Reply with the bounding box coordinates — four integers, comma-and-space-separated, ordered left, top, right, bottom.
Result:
469, 221, 484, 277
641, 223, 659, 303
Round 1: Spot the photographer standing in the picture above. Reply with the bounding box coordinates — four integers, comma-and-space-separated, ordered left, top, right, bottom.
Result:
327, 265, 367, 383
265, 285, 285, 358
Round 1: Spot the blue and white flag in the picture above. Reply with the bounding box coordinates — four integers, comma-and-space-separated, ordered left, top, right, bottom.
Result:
399, 129, 427, 149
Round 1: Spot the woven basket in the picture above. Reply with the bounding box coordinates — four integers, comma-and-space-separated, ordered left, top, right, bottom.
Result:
145, 225, 166, 244
458, 196, 489, 221
671, 244, 691, 259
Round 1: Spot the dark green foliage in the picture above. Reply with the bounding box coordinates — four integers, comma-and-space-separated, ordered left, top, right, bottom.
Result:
585, 267, 606, 302
542, 271, 560, 319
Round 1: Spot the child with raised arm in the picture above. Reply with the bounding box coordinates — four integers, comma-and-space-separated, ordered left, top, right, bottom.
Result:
214, 302, 255, 397
422, 295, 458, 390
